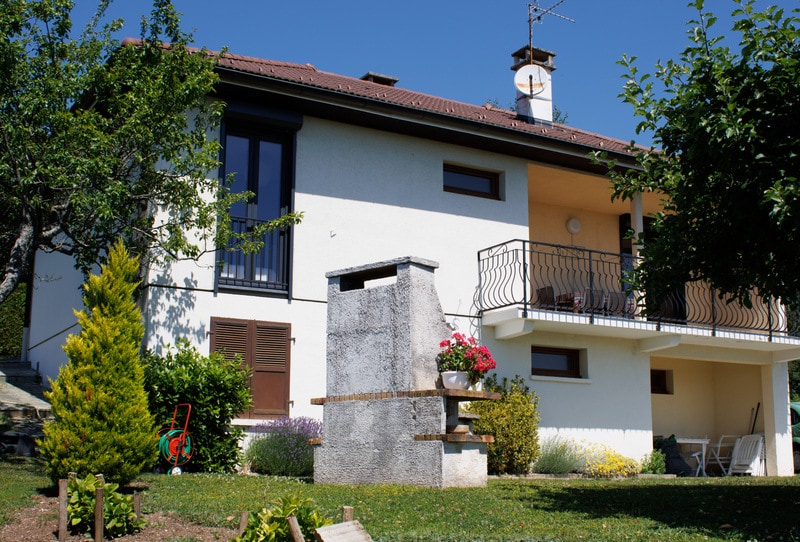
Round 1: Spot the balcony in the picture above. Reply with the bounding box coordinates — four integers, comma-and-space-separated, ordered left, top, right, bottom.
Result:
477, 240, 796, 343
218, 216, 289, 292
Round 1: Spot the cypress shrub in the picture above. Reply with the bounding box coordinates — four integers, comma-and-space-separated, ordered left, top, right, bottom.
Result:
468, 374, 541, 475
143, 340, 252, 473
39, 241, 157, 485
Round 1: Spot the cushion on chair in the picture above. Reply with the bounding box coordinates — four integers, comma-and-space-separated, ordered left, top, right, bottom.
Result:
655, 437, 693, 476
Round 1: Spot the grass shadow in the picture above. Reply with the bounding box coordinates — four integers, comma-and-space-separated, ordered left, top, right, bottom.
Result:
495, 477, 800, 540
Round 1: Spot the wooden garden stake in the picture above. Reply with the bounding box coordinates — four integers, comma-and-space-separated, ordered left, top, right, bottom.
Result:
94, 486, 103, 541
341, 506, 354, 522
57, 479, 68, 541
287, 515, 304, 542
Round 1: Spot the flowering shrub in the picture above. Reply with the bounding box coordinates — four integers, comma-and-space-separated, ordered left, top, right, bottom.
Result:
245, 417, 322, 477
437, 332, 497, 384
578, 442, 641, 478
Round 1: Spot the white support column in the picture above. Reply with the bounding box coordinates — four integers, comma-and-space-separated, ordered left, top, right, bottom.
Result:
760, 362, 794, 475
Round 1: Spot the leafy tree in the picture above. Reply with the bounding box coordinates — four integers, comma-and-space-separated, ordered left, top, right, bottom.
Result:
0, 0, 301, 305
40, 241, 157, 485
599, 0, 800, 310
789, 360, 800, 402
552, 104, 569, 125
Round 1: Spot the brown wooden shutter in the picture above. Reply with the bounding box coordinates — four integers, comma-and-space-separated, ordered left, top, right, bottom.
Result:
210, 317, 291, 419
210, 318, 250, 363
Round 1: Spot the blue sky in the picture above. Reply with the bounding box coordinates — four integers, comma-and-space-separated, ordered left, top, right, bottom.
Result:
70, 0, 794, 145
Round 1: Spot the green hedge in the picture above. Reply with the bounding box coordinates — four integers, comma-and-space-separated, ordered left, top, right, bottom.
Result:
144, 340, 252, 473
0, 284, 25, 357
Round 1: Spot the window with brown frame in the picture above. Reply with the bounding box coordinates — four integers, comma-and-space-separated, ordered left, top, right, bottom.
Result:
443, 164, 500, 199
531, 346, 581, 378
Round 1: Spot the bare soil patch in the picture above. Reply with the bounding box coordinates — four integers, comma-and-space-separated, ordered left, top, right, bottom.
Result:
0, 494, 239, 541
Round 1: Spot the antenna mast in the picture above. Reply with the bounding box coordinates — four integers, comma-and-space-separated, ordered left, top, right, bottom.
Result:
527, 1, 574, 64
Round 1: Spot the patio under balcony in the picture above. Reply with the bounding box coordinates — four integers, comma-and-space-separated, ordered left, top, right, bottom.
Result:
477, 239, 800, 360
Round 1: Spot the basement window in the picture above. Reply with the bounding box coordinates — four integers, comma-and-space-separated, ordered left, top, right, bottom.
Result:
443, 164, 500, 199
531, 346, 581, 378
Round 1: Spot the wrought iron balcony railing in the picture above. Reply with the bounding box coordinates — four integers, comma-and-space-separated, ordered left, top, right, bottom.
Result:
218, 216, 289, 292
478, 239, 789, 338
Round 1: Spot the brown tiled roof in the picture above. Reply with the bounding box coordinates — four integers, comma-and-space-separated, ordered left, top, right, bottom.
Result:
215, 51, 638, 157
119, 39, 637, 160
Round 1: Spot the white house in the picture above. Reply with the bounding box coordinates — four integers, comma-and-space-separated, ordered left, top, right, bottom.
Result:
28, 44, 799, 475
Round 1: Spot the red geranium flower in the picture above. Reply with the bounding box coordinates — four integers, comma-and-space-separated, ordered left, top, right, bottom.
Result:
437, 332, 496, 384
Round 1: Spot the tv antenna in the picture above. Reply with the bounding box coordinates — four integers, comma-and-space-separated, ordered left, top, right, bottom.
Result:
527, 1, 574, 64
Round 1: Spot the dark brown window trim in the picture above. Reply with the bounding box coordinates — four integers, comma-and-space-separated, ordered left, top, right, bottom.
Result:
443, 163, 500, 200
531, 346, 581, 378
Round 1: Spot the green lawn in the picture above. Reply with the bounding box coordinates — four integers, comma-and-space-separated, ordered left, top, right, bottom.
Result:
0, 456, 50, 525
138, 473, 800, 541
3, 458, 799, 541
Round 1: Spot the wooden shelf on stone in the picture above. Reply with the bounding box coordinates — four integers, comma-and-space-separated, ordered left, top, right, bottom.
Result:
414, 433, 495, 443
311, 388, 500, 405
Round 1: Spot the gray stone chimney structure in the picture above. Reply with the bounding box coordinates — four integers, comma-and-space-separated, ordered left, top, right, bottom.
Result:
312, 257, 497, 488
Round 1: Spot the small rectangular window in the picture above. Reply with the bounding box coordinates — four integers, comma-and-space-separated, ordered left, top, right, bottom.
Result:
650, 369, 672, 395
443, 164, 500, 199
531, 346, 580, 378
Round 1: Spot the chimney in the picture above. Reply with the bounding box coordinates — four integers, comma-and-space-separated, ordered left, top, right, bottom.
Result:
360, 72, 399, 87
511, 46, 556, 124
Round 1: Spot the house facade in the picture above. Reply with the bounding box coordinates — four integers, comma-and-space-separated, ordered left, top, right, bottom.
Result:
28, 45, 799, 475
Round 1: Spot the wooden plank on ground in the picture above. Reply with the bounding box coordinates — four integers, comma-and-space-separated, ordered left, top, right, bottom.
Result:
314, 520, 373, 542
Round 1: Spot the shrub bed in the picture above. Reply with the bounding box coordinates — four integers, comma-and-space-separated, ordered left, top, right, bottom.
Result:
468, 374, 540, 475
144, 340, 252, 473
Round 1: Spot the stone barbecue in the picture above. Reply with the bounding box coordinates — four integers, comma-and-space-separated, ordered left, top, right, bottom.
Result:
312, 257, 497, 488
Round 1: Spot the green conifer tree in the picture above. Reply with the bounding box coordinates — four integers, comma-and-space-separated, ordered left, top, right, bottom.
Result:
40, 241, 157, 485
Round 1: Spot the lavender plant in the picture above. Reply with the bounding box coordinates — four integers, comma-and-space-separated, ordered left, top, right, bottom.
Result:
245, 417, 322, 477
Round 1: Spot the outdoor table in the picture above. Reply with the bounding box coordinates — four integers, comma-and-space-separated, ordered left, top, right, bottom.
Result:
676, 437, 710, 476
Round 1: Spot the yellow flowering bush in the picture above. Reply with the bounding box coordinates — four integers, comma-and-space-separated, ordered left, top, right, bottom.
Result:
578, 442, 641, 478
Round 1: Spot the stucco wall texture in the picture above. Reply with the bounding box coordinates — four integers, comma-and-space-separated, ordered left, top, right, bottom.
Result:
314, 257, 489, 487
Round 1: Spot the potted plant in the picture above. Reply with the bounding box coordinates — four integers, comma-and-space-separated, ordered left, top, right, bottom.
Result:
437, 332, 496, 389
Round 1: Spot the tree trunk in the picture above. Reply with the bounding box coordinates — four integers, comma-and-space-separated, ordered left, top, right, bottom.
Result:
0, 209, 35, 305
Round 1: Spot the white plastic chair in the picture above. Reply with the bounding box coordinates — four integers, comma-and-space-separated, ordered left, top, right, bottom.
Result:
689, 450, 704, 476
727, 434, 763, 475
707, 434, 738, 474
